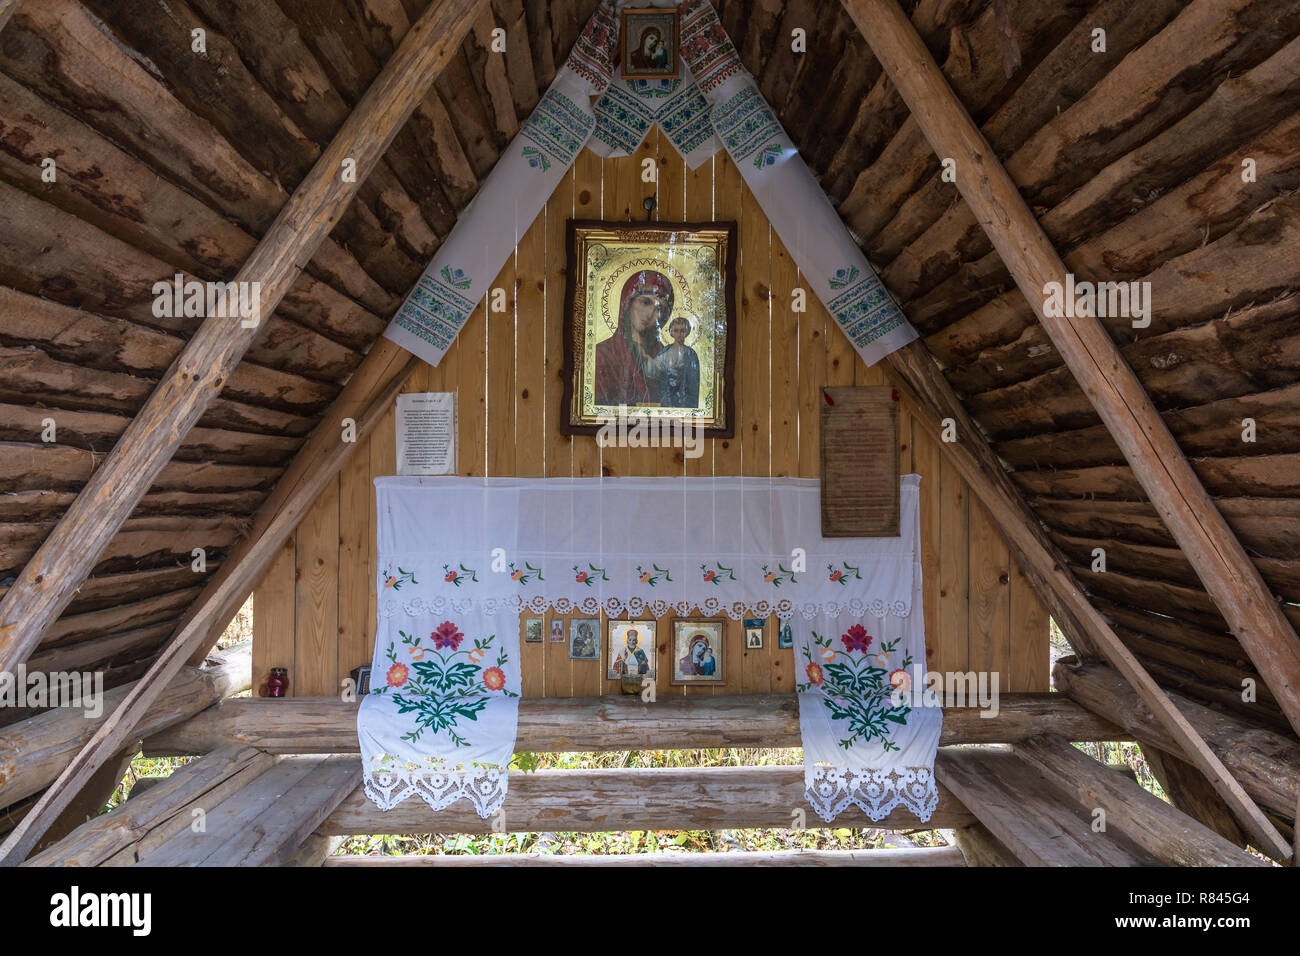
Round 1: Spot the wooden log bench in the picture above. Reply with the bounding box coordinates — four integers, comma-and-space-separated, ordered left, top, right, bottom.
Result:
142, 693, 1126, 755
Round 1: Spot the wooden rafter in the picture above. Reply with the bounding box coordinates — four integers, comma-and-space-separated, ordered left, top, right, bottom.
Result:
842, 0, 1293, 861
0, 0, 484, 865
843, 0, 1300, 736
0, 0, 481, 680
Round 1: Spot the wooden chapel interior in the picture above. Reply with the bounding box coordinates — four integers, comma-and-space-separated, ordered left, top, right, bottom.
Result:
0, 0, 1298, 866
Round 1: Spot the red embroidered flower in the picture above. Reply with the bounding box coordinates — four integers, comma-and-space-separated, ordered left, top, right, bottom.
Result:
386, 662, 409, 688
703, 570, 716, 582
829, 569, 843, 582
805, 662, 824, 686
383, 576, 397, 589
432, 620, 464, 651
510, 569, 525, 581
444, 570, 459, 583
841, 625, 872, 653
575, 570, 589, 583
482, 666, 506, 691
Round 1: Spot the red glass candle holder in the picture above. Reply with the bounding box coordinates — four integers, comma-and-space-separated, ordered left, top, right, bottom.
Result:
265, 667, 289, 698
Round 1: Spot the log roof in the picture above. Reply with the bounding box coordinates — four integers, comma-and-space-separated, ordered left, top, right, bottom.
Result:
1, 0, 1298, 743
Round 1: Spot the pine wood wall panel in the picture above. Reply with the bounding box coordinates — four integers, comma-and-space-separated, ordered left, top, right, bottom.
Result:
253, 145, 1050, 698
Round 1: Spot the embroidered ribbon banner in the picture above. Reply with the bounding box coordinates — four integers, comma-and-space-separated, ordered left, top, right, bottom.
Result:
358, 475, 941, 822
383, 0, 917, 369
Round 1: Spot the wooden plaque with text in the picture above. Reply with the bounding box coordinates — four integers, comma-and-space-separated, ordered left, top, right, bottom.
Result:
820, 386, 900, 537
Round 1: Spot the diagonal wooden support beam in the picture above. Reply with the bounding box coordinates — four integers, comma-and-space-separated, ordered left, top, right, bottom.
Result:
0, 349, 418, 863
0, 0, 483, 864
842, 0, 1294, 861
0, 0, 482, 677
883, 342, 1099, 663
842, 0, 1300, 736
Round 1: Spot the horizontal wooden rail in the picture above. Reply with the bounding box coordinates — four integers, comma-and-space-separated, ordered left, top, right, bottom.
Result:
1054, 658, 1300, 819
321, 764, 976, 834
325, 847, 967, 866
0, 642, 249, 808
143, 693, 1125, 756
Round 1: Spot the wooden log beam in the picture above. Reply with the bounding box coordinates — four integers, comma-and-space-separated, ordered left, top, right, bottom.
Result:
141, 755, 360, 867
948, 823, 1022, 867
0, 341, 418, 863
845, 0, 1294, 861
0, 0, 483, 864
0, 0, 479, 677
23, 744, 274, 867
844, 0, 1300, 732
0, 0, 18, 34
1053, 658, 1300, 821
1015, 733, 1263, 866
142, 693, 1127, 756
1142, 746, 1247, 847
936, 746, 1162, 866
325, 846, 967, 866
322, 764, 977, 835
31, 746, 138, 858
884, 343, 1099, 662
0, 642, 249, 808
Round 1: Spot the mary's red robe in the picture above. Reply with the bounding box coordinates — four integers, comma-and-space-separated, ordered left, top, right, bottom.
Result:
594, 330, 651, 406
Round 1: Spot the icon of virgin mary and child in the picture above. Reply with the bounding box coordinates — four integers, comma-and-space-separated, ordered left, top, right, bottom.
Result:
679, 632, 716, 677
594, 270, 700, 409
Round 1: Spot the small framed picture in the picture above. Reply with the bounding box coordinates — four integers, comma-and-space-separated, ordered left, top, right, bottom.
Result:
550, 619, 565, 642
621, 6, 680, 80
778, 618, 794, 650
607, 619, 657, 681
672, 618, 725, 685
524, 618, 543, 643
744, 618, 765, 650
569, 618, 600, 660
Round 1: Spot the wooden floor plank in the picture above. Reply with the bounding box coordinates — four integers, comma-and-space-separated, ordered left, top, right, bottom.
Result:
936, 747, 1160, 866
23, 744, 273, 867
199, 755, 360, 867
137, 756, 321, 866
1015, 734, 1264, 866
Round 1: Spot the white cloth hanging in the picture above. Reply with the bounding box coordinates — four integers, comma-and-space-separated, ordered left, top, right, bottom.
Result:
383, 0, 916, 370
357, 475, 941, 822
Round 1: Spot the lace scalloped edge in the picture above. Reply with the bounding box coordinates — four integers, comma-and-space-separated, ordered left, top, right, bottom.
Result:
362, 764, 507, 820
377, 594, 912, 621
804, 765, 937, 824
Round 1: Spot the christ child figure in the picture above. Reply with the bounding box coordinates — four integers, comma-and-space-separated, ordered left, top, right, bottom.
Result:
648, 315, 700, 408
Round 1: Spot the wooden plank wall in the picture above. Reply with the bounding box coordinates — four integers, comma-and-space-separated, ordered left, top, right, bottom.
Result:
253, 143, 1049, 699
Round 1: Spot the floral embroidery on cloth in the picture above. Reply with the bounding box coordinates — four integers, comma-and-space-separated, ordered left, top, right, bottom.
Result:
384, 0, 916, 372
359, 609, 521, 819
361, 475, 941, 823
794, 572, 942, 824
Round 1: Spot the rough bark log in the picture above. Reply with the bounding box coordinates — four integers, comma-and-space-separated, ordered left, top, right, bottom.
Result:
141, 693, 1125, 756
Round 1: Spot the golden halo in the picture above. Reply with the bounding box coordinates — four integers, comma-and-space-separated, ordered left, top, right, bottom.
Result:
598, 257, 694, 336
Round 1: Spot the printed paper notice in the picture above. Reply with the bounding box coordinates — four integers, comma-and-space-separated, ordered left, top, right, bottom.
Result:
396, 392, 457, 476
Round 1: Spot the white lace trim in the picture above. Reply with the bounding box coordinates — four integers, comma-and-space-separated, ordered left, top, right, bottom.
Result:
378, 594, 912, 621
363, 764, 507, 819
805, 765, 938, 824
